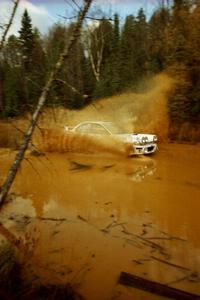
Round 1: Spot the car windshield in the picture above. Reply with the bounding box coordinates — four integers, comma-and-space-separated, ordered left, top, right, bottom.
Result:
74, 123, 111, 135
74, 122, 127, 135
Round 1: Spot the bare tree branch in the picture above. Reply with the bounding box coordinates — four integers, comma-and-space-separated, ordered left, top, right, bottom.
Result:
54, 78, 88, 98
0, 0, 20, 51
58, 14, 113, 21
71, 0, 81, 10
64, 0, 78, 12
0, 0, 93, 207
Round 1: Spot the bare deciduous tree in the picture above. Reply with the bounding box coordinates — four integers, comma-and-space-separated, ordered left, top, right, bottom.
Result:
0, 0, 20, 51
0, 0, 93, 207
88, 26, 104, 82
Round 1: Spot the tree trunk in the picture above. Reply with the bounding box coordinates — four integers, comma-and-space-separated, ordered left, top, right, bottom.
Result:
0, 0, 93, 207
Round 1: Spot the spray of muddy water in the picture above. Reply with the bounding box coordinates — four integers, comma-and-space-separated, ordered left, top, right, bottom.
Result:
0, 73, 173, 153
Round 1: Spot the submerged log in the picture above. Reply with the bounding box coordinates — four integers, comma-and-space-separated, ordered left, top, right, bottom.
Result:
118, 272, 200, 299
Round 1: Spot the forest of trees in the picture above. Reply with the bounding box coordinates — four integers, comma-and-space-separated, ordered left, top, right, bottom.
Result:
0, 0, 200, 139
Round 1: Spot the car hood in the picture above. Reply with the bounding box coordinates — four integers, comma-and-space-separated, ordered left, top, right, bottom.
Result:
132, 133, 157, 142
117, 133, 157, 143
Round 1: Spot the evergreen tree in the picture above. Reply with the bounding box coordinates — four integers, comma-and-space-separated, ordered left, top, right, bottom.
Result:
94, 14, 121, 98
18, 9, 34, 71
110, 13, 121, 92
112, 13, 120, 53
1, 35, 23, 116
120, 15, 137, 87
148, 7, 170, 72
18, 9, 35, 109
134, 8, 149, 81
3, 65, 22, 117
4, 35, 21, 68
28, 28, 47, 108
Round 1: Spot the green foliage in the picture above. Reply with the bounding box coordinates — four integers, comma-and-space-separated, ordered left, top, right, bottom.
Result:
0, 2, 199, 140
3, 67, 22, 117
120, 15, 136, 86
93, 14, 121, 98
18, 9, 34, 71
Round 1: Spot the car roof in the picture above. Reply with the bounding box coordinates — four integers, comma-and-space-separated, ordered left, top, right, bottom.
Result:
73, 121, 114, 133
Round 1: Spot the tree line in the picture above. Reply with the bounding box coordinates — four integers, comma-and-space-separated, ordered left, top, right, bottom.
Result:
0, 0, 199, 139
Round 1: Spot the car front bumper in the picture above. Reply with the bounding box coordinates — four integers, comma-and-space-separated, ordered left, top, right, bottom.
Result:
134, 143, 158, 155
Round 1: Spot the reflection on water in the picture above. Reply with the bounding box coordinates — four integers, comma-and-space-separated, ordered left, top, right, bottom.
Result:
129, 160, 156, 182
0, 144, 200, 300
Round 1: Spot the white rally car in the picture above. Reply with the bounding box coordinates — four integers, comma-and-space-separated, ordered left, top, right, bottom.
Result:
64, 121, 158, 155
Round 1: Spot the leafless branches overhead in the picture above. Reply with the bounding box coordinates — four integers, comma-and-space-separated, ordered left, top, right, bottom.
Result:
0, 0, 20, 52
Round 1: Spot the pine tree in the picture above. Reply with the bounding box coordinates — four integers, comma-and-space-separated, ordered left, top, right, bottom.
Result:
1, 35, 23, 116
120, 15, 136, 87
94, 14, 121, 98
3, 65, 22, 117
28, 28, 47, 108
110, 13, 121, 92
148, 7, 170, 72
112, 13, 120, 53
134, 8, 149, 81
18, 9, 35, 109
18, 9, 34, 71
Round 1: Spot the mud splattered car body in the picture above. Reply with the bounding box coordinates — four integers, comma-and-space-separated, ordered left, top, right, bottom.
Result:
64, 121, 158, 155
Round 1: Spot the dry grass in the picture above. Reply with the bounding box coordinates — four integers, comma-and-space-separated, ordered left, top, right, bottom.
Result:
0, 232, 84, 300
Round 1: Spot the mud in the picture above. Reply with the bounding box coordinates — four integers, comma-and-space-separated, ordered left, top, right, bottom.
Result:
0, 143, 200, 300
0, 73, 200, 299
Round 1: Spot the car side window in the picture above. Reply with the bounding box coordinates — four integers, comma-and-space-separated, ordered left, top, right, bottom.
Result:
75, 124, 90, 133
75, 123, 110, 135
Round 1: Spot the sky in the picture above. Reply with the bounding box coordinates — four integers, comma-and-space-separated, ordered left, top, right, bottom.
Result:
0, 0, 158, 37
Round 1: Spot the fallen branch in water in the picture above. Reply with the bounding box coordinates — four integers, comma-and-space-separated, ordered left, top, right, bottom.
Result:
101, 221, 127, 233
150, 256, 190, 272
118, 271, 200, 300
120, 224, 167, 257
37, 217, 67, 222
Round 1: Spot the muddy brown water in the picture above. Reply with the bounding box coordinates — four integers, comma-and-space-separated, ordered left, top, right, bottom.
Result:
0, 143, 200, 300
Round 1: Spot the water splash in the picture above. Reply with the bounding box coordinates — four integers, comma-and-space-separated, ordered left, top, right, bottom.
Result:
0, 73, 174, 152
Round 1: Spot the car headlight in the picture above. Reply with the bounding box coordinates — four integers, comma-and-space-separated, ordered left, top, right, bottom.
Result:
141, 136, 148, 144
153, 135, 158, 142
